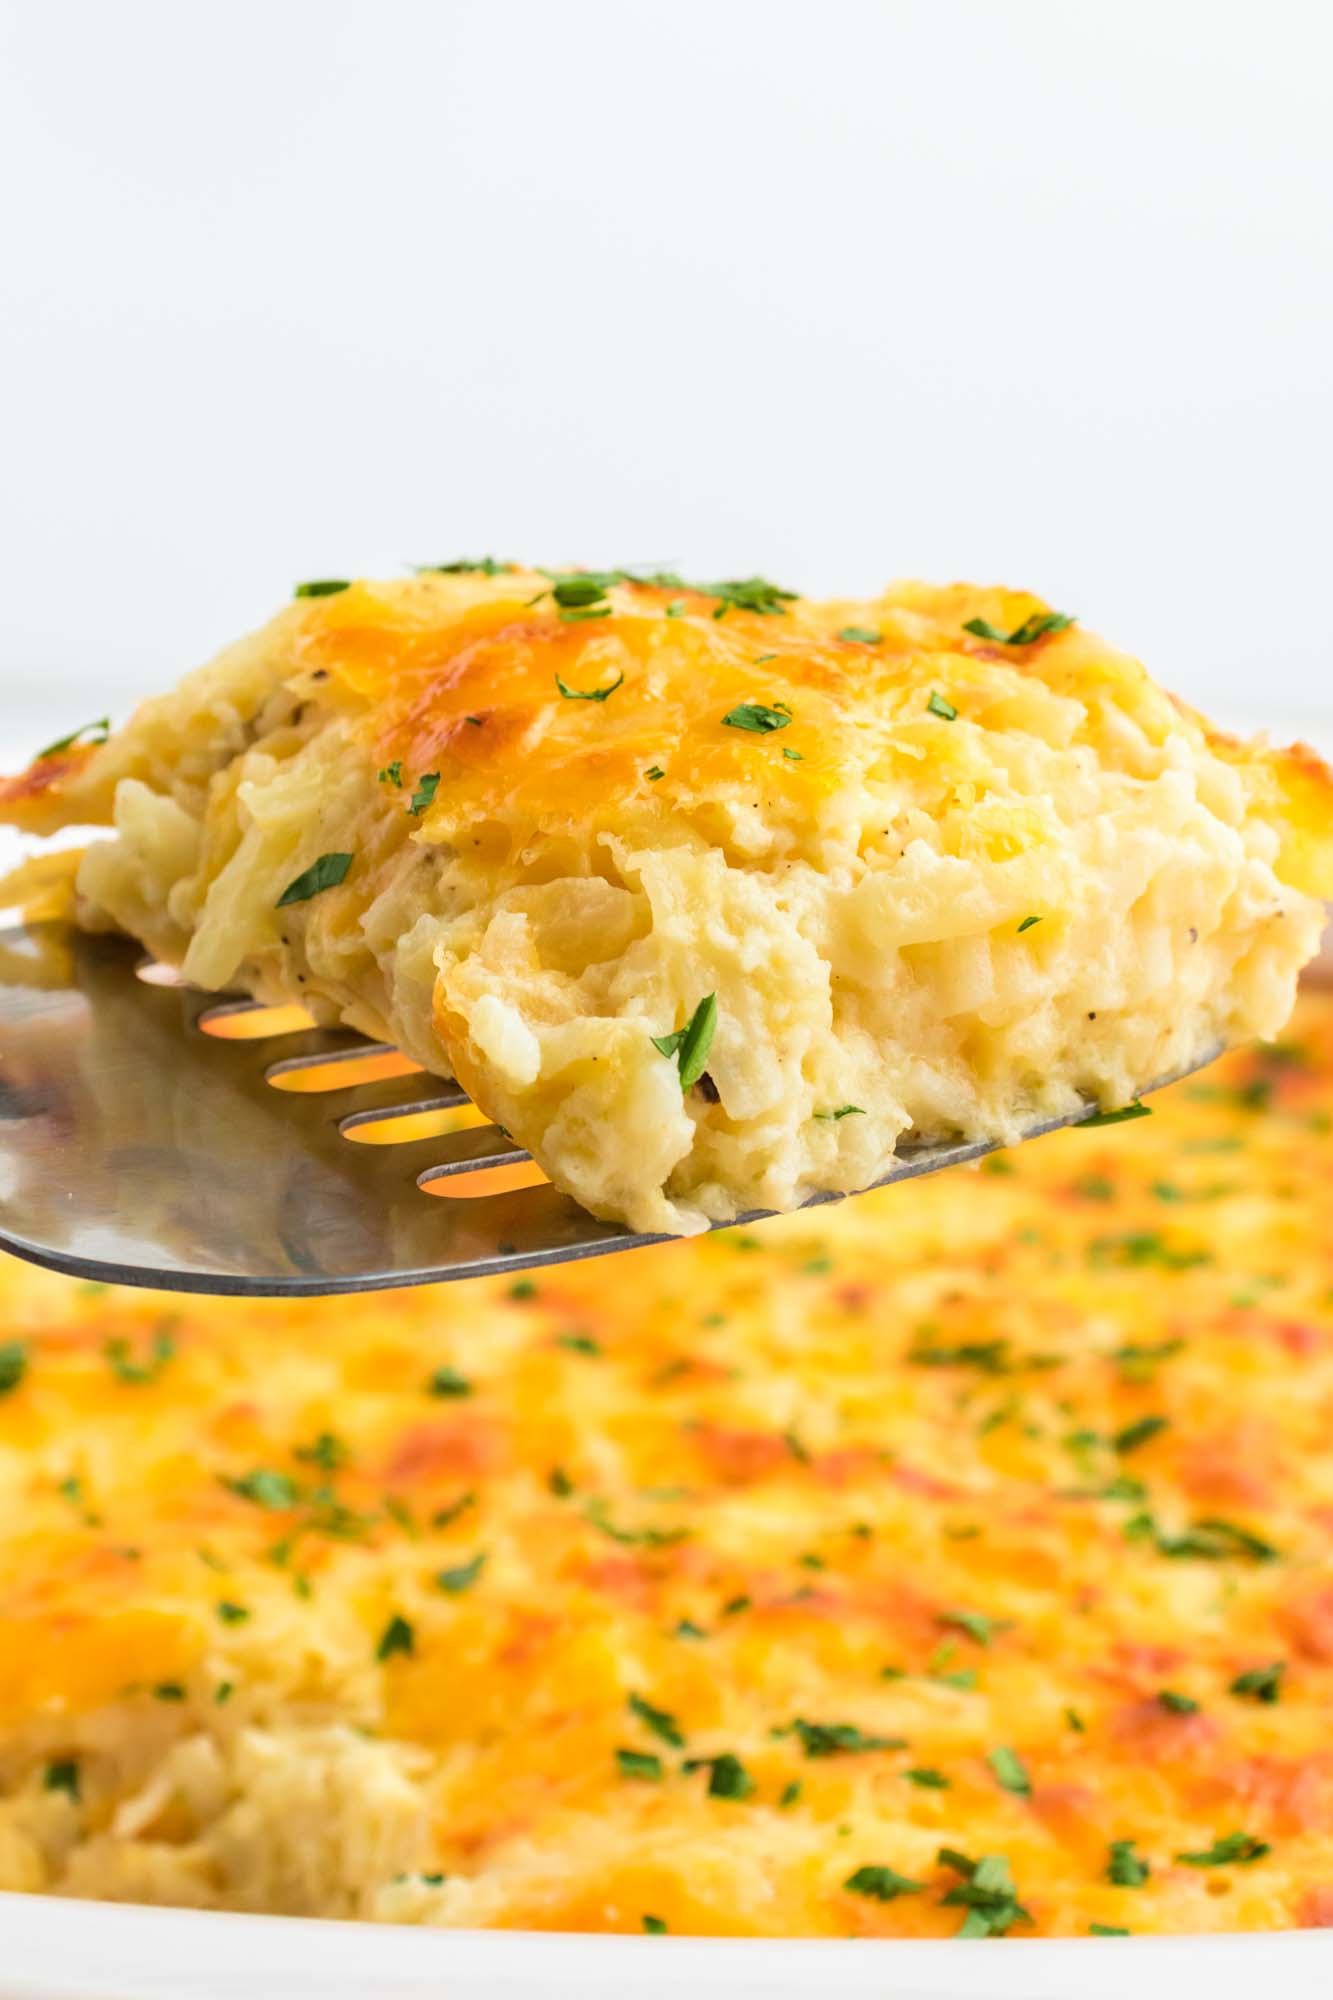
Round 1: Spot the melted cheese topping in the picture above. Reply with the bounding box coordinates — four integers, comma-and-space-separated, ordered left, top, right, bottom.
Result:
3, 570, 1331, 1241
0, 995, 1331, 1936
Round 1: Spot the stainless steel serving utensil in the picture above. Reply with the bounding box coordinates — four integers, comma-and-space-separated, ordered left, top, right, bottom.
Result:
0, 918, 1222, 1297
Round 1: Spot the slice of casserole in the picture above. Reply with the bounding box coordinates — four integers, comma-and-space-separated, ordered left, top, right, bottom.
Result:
2, 566, 1329, 1235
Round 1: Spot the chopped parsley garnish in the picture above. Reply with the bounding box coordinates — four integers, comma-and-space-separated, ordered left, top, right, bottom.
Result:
436, 1553, 487, 1594
645, 765, 665, 781
105, 1328, 176, 1385
843, 1864, 922, 1901
1113, 1415, 1170, 1454
904, 1767, 950, 1789
926, 690, 958, 720
1090, 1923, 1131, 1935
378, 762, 404, 787
781, 745, 803, 760
216, 1601, 250, 1624
555, 1331, 602, 1357
779, 1780, 803, 1807
225, 1468, 298, 1510
426, 1365, 473, 1398
294, 1430, 350, 1471
683, 1751, 754, 1799
962, 611, 1074, 645
34, 717, 111, 761
294, 579, 351, 598
0, 1342, 28, 1397
1090, 1231, 1209, 1272
939, 1850, 1031, 1937
939, 1608, 1001, 1647
44, 1759, 80, 1801
703, 576, 796, 618
652, 993, 717, 1091
554, 667, 624, 702
552, 577, 611, 609
153, 1681, 186, 1701
722, 701, 792, 733
987, 1745, 1030, 1795
406, 772, 440, 817
1016, 915, 1042, 933
419, 557, 513, 575
582, 1499, 689, 1548
1106, 1839, 1150, 1886
1082, 1102, 1152, 1126
509, 1278, 538, 1301
787, 1719, 906, 1758
1229, 1661, 1285, 1703
837, 625, 882, 645
1157, 1516, 1278, 1563
674, 1618, 708, 1640
616, 1748, 663, 1781
814, 1104, 864, 1121
1176, 1831, 1270, 1867
275, 851, 353, 907
376, 1613, 415, 1661
1158, 1689, 1199, 1714
641, 1914, 668, 1933
628, 1692, 685, 1748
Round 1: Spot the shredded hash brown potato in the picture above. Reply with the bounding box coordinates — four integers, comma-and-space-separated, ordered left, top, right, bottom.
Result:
2, 567, 1330, 1235
0, 995, 1332, 1935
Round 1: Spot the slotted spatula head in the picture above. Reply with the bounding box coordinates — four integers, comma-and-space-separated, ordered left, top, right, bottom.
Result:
0, 918, 1218, 1297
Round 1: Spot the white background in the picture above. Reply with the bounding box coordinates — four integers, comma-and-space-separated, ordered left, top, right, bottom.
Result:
2, 0, 1331, 749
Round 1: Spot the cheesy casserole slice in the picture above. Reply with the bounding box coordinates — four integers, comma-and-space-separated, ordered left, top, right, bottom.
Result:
2, 566, 1329, 1235
0, 1001, 1331, 1935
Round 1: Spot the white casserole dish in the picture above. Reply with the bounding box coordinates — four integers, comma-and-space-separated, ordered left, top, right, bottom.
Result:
3, 1894, 1331, 1999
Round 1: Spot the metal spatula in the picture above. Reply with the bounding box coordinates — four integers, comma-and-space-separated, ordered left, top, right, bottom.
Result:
0, 918, 1217, 1297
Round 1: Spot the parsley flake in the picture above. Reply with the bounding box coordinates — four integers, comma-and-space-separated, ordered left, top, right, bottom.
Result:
1017, 915, 1042, 933
1082, 1102, 1152, 1126
788, 1718, 906, 1759
275, 851, 353, 907
616, 1747, 663, 1781
407, 772, 440, 817
437, 1553, 487, 1594
34, 718, 111, 761
684, 1751, 754, 1799
1176, 1831, 1270, 1867
225, 1468, 298, 1510
294, 579, 351, 598
837, 625, 882, 645
641, 1914, 668, 1934
0, 1342, 28, 1398
1106, 1839, 1150, 1886
722, 701, 792, 733
44, 1759, 80, 1801
426, 1365, 473, 1398
962, 611, 1074, 645
1157, 1689, 1199, 1714
628, 1692, 684, 1748
554, 668, 624, 703
814, 1104, 864, 1121
927, 690, 958, 720
216, 1601, 250, 1625
987, 1745, 1030, 1795
1229, 1661, 1285, 1704
376, 1614, 415, 1661
651, 993, 718, 1091
843, 1864, 922, 1901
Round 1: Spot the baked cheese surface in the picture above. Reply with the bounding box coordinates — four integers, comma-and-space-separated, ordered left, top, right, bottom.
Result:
0, 997, 1331, 1935
2, 568, 1330, 1237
